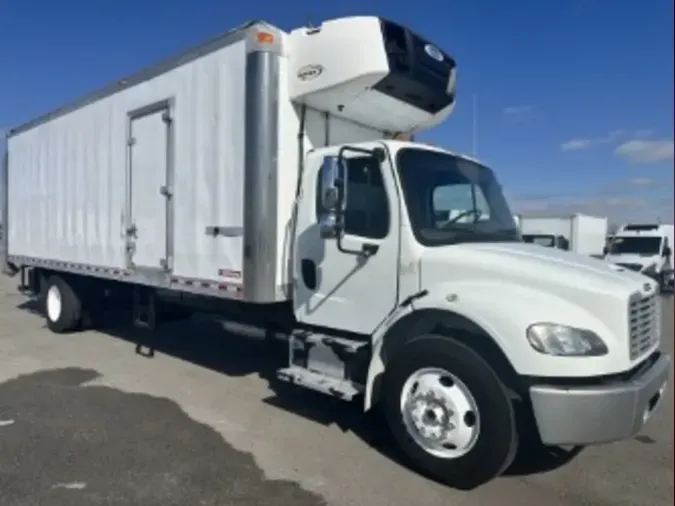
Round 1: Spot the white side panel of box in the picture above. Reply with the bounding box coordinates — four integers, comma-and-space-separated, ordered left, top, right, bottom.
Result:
8, 119, 127, 269
519, 217, 572, 238
274, 49, 389, 292
573, 215, 608, 255
7, 39, 248, 283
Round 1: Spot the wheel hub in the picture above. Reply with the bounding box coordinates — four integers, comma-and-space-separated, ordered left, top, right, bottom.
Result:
46, 285, 62, 322
409, 392, 454, 442
399, 367, 481, 459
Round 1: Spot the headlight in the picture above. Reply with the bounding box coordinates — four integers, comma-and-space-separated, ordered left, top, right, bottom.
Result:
526, 323, 608, 356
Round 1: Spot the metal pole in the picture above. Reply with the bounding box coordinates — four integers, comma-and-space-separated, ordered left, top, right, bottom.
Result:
472, 93, 478, 157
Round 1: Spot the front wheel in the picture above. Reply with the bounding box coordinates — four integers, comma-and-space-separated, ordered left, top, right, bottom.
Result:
382, 334, 518, 489
659, 272, 673, 294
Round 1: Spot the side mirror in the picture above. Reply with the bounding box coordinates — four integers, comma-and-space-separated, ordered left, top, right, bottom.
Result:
663, 246, 671, 258
602, 246, 609, 256
318, 155, 347, 239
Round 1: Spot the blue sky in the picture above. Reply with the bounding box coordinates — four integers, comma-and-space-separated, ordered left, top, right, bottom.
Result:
1, 0, 673, 224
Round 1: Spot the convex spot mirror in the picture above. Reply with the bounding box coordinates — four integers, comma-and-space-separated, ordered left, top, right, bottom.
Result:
318, 155, 346, 239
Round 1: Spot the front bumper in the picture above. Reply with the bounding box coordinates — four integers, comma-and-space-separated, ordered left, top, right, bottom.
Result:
529, 352, 671, 446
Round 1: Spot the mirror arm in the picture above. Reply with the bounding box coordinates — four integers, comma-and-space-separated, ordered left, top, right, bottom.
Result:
336, 234, 379, 258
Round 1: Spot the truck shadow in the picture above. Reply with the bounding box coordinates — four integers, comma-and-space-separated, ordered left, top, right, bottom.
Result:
16, 297, 583, 485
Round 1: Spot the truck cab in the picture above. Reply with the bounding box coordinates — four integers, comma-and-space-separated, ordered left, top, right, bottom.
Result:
293, 141, 521, 333
605, 223, 674, 292
287, 137, 669, 490
282, 16, 670, 489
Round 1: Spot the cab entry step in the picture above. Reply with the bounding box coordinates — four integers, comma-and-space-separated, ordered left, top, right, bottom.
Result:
276, 366, 363, 401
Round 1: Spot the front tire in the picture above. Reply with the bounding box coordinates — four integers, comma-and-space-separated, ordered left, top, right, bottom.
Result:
44, 276, 83, 333
659, 272, 673, 295
383, 334, 518, 489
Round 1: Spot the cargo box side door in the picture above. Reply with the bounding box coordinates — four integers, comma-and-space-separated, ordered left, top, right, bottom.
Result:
125, 101, 174, 273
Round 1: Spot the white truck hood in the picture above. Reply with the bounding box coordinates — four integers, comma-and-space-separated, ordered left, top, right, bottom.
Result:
418, 241, 659, 375
420, 241, 654, 297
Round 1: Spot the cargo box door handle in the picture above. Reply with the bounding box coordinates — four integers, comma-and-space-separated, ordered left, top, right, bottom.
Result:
159, 185, 173, 197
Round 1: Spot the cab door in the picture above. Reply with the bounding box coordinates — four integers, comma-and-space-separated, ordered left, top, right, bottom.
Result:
293, 143, 400, 335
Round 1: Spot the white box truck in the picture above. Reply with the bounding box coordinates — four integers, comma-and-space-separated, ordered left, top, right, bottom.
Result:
605, 223, 675, 292
520, 213, 608, 256
1, 16, 669, 489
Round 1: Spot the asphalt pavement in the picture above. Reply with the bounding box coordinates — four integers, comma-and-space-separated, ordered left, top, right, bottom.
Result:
0, 276, 672, 506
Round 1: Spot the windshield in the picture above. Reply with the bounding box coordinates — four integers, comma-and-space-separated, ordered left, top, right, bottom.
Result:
396, 148, 520, 246
522, 234, 555, 247
608, 236, 662, 255
522, 234, 570, 250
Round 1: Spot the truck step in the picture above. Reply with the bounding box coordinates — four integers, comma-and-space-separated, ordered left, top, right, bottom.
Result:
276, 366, 363, 401
292, 330, 368, 354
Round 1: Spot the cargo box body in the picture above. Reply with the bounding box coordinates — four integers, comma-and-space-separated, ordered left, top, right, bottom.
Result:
519, 213, 608, 255
3, 21, 387, 303
8, 33, 250, 282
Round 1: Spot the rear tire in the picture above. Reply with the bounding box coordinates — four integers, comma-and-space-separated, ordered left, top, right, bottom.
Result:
382, 334, 518, 489
44, 276, 83, 333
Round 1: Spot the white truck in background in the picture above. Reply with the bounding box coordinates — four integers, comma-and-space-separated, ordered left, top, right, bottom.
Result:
520, 213, 608, 256
605, 223, 674, 292
1, 16, 669, 489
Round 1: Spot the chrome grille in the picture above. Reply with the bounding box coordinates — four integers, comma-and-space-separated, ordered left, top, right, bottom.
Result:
628, 292, 658, 360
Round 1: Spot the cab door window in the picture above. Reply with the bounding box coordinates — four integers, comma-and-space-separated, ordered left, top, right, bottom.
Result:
316, 156, 390, 239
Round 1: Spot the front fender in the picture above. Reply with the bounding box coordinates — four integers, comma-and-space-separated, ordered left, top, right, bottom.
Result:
364, 281, 623, 411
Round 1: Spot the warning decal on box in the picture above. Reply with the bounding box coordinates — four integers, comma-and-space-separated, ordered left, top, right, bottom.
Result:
218, 269, 241, 280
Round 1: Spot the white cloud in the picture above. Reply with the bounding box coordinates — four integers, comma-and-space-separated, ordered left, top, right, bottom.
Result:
625, 176, 654, 187
503, 105, 533, 116
614, 139, 674, 164
502, 105, 535, 124
595, 130, 625, 144
512, 195, 672, 224
510, 179, 673, 224
561, 139, 593, 151
559, 129, 653, 152
633, 129, 653, 138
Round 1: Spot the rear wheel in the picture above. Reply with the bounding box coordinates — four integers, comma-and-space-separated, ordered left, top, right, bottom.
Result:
44, 276, 83, 333
383, 334, 518, 489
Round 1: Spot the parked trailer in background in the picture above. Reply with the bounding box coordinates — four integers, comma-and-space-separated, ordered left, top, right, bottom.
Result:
2, 16, 669, 490
519, 213, 608, 256
605, 223, 674, 292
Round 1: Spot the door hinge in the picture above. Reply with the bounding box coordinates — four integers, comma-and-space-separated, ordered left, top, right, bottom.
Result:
126, 224, 138, 237
162, 111, 172, 124
159, 258, 169, 270
159, 185, 173, 197
127, 137, 136, 146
